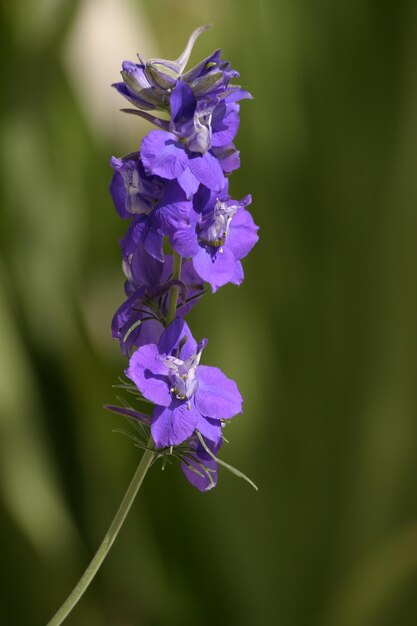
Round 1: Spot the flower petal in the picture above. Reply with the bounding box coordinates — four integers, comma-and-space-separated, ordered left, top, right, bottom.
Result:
170, 221, 200, 257
170, 79, 196, 129
126, 344, 171, 406
177, 167, 200, 199
151, 400, 198, 447
158, 318, 197, 359
211, 144, 240, 173
195, 365, 242, 419
144, 229, 164, 261
181, 434, 222, 492
211, 102, 240, 148
141, 130, 188, 179
109, 168, 130, 218
188, 151, 225, 191
195, 414, 223, 442
192, 245, 237, 292
227, 207, 259, 260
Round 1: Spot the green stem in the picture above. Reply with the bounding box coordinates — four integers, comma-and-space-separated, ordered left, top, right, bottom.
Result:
166, 252, 182, 324
47, 252, 184, 625
47, 447, 155, 625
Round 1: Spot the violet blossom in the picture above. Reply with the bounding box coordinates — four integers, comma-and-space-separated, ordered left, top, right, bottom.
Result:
140, 78, 250, 198
169, 182, 259, 291
126, 318, 242, 448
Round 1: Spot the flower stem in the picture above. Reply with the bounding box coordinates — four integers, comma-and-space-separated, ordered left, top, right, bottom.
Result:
167, 252, 182, 324
48, 255, 184, 625
47, 446, 155, 626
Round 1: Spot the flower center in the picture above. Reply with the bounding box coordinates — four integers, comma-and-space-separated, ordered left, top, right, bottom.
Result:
186, 110, 213, 153
162, 339, 207, 402
198, 200, 238, 250
123, 166, 161, 215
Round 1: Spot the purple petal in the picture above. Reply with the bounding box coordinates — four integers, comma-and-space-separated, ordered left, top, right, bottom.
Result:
231, 260, 244, 286
192, 182, 226, 214
126, 344, 171, 406
109, 169, 130, 219
112, 292, 163, 356
224, 88, 253, 103
151, 400, 199, 447
195, 365, 242, 419
211, 102, 240, 148
121, 215, 149, 257
227, 207, 259, 260
128, 247, 165, 287
170, 221, 200, 258
144, 229, 164, 262
182, 49, 222, 82
153, 181, 192, 233
181, 435, 222, 492
158, 318, 197, 359
188, 152, 225, 191
170, 79, 196, 128
192, 245, 237, 292
141, 130, 188, 179
211, 144, 240, 173
195, 414, 223, 442
135, 318, 165, 348
177, 168, 200, 199
181, 452, 218, 492
112, 82, 156, 110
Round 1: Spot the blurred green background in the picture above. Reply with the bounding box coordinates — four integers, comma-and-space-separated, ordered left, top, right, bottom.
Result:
1, 0, 417, 624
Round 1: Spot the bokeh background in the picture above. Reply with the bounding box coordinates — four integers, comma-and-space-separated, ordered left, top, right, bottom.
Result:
1, 0, 417, 624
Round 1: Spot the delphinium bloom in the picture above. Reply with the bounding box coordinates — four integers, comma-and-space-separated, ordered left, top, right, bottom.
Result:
47, 26, 257, 626
170, 181, 259, 291
140, 77, 250, 198
126, 318, 242, 447
110, 153, 192, 261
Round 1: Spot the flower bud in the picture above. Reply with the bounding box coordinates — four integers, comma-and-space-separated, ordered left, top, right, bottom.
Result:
144, 59, 181, 90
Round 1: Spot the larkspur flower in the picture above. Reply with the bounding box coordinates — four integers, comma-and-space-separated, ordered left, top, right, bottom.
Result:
126, 318, 242, 448
169, 182, 259, 291
109, 154, 163, 218
110, 153, 193, 260
140, 78, 250, 198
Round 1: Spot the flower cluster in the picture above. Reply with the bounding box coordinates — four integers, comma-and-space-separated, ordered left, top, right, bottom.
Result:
109, 26, 258, 491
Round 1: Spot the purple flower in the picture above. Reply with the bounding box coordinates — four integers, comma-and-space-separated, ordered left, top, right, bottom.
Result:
141, 128, 226, 199
113, 249, 205, 356
126, 318, 242, 448
111, 155, 193, 260
140, 79, 250, 198
169, 80, 245, 153
169, 183, 259, 291
110, 154, 163, 218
